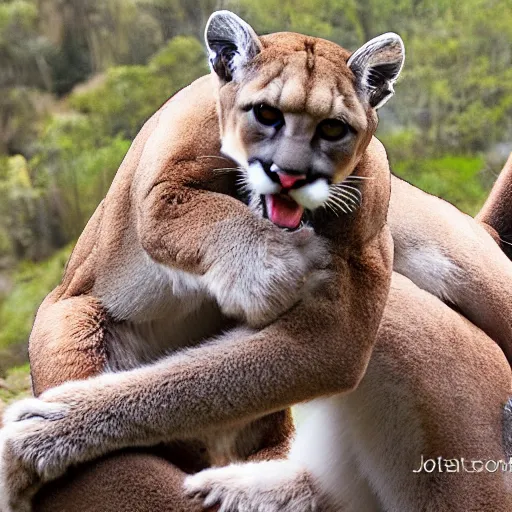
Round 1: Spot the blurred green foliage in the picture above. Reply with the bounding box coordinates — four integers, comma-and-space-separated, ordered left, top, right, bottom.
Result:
0, 0, 511, 370
393, 156, 486, 215
0, 364, 31, 414
0, 245, 71, 351
70, 37, 207, 139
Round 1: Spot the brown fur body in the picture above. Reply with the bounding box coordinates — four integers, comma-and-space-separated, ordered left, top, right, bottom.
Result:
389, 174, 512, 364
185, 272, 512, 512
0, 12, 511, 512
0, 23, 397, 512
30, 271, 512, 512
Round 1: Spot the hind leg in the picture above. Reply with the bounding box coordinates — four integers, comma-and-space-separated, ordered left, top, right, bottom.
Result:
34, 452, 206, 512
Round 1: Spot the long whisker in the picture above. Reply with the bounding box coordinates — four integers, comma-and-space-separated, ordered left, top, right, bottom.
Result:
212, 167, 241, 174
197, 155, 233, 163
332, 190, 361, 206
236, 175, 251, 194
324, 201, 341, 217
343, 175, 374, 181
236, 177, 249, 187
325, 199, 349, 217
338, 185, 363, 202
330, 184, 361, 201
338, 184, 363, 201
330, 180, 363, 209
331, 190, 360, 208
324, 199, 345, 215
339, 183, 363, 197
326, 195, 351, 214
236, 178, 250, 188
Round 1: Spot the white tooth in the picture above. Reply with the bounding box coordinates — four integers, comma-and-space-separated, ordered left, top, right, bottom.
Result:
247, 162, 281, 195
289, 179, 330, 210
270, 163, 281, 173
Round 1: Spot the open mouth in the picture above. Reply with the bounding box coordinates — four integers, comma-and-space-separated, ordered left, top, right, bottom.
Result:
262, 194, 305, 230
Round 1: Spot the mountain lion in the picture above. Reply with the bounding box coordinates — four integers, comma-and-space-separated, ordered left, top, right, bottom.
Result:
1, 10, 511, 512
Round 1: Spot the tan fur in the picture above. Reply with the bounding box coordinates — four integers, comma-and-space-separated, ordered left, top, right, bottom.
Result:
0, 11, 511, 512
389, 174, 512, 364
186, 273, 512, 511
34, 452, 205, 512
0, 14, 399, 511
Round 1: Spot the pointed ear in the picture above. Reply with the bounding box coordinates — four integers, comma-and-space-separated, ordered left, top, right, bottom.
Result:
205, 11, 262, 83
348, 33, 405, 109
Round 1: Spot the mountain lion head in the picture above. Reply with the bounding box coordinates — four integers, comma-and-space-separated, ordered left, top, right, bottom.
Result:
205, 11, 404, 229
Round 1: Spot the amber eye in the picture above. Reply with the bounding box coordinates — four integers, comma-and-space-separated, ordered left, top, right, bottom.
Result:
317, 119, 350, 141
253, 104, 284, 128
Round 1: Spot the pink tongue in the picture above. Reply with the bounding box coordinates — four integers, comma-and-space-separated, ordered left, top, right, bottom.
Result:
266, 194, 304, 229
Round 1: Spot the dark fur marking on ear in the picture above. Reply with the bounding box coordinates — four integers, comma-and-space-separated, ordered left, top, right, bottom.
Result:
205, 11, 261, 83
348, 33, 404, 109
367, 62, 402, 89
208, 39, 238, 82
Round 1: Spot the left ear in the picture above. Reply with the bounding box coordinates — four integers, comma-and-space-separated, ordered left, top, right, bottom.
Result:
348, 33, 405, 109
204, 11, 262, 83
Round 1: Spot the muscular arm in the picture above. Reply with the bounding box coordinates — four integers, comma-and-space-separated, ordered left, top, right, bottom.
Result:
138, 168, 327, 327
126, 80, 327, 328
0, 227, 392, 509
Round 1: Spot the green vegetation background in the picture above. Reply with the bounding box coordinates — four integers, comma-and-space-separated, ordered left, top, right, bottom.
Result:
1, 0, 511, 398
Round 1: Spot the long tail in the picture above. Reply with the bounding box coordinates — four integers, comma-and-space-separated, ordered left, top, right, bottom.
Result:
476, 153, 512, 259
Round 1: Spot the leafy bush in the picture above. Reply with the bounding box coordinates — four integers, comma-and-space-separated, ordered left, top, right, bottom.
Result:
32, 115, 131, 240
379, 128, 425, 162
0, 154, 49, 262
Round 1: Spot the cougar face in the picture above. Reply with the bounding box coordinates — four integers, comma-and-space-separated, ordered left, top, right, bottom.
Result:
205, 12, 404, 229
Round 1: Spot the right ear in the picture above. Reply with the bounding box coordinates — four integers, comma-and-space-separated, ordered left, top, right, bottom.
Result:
348, 33, 405, 109
204, 11, 262, 83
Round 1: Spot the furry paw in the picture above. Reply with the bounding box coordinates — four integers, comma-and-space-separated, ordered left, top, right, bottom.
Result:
0, 421, 36, 512
184, 460, 319, 512
0, 378, 116, 512
0, 406, 67, 512
206, 223, 331, 327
